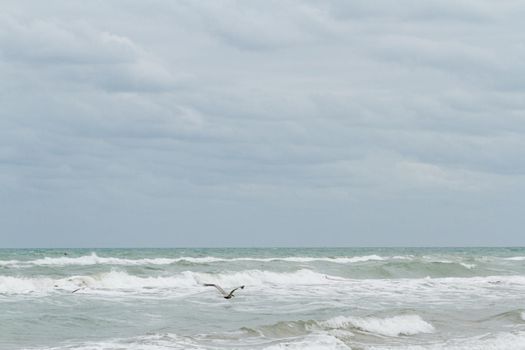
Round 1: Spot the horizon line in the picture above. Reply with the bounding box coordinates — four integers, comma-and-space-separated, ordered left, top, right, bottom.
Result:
1, 246, 524, 249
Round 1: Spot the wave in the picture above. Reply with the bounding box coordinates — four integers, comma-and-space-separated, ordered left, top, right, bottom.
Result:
0, 253, 184, 267
320, 314, 434, 337
0, 253, 491, 279
0, 253, 391, 267
3, 270, 525, 296
0, 269, 336, 295
0, 275, 57, 294
20, 314, 432, 350
478, 309, 525, 325
252, 314, 434, 338
369, 330, 525, 349
12, 329, 525, 350
27, 332, 351, 350
261, 333, 349, 349
0, 272, 187, 295
25, 333, 205, 350
504, 256, 525, 261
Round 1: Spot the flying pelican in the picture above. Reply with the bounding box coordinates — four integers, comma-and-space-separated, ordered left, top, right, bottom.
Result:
204, 283, 244, 299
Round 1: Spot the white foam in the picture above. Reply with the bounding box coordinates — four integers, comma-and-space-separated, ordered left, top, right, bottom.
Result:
28, 333, 203, 350
29, 332, 350, 350
0, 253, 209, 267
0, 271, 198, 295
3, 271, 525, 300
30, 253, 181, 266
86, 270, 197, 290
0, 269, 336, 295
369, 331, 525, 350
0, 253, 391, 267
521, 312, 525, 321
0, 275, 56, 294
0, 259, 20, 266
262, 333, 350, 350
392, 255, 414, 260
504, 256, 525, 261
193, 269, 333, 287
321, 314, 434, 337
459, 263, 476, 269
424, 259, 472, 268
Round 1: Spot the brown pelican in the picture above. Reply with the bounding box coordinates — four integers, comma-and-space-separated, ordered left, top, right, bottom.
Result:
204, 284, 244, 299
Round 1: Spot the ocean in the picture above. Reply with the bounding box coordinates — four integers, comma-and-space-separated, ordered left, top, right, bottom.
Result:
1, 248, 525, 350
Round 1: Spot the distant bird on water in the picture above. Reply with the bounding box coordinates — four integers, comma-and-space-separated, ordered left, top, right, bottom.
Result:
204, 283, 244, 299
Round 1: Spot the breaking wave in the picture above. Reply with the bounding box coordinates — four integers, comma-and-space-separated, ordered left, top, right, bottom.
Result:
251, 314, 433, 338
0, 269, 337, 295
504, 256, 525, 261
261, 333, 349, 349
0, 253, 391, 267
369, 330, 525, 349
3, 269, 525, 300
0, 254, 498, 279
26, 332, 351, 350
11, 328, 525, 350
320, 314, 434, 337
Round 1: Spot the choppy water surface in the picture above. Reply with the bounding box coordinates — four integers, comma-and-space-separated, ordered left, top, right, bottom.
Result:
1, 248, 525, 349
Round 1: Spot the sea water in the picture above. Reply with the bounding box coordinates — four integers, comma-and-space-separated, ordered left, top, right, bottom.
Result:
1, 248, 525, 349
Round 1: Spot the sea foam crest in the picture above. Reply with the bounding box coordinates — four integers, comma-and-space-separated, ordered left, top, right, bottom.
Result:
320, 314, 434, 337
4, 271, 525, 296
194, 269, 332, 287
25, 333, 206, 350
504, 256, 525, 261
0, 253, 389, 267
262, 333, 350, 350
0, 272, 194, 294
0, 275, 56, 294
0, 269, 334, 294
368, 330, 525, 349
30, 253, 178, 266
27, 332, 351, 350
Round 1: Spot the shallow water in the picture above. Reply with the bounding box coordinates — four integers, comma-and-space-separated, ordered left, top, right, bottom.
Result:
1, 248, 525, 349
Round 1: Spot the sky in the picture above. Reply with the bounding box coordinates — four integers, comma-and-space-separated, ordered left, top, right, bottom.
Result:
1, 0, 524, 247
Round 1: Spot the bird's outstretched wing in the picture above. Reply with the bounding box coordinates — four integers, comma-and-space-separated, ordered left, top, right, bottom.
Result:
226, 285, 245, 298
204, 283, 228, 296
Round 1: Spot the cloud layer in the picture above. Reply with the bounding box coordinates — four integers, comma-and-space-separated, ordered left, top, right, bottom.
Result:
1, 1, 524, 246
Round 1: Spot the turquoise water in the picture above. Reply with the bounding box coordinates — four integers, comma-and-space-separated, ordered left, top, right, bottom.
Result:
1, 248, 525, 349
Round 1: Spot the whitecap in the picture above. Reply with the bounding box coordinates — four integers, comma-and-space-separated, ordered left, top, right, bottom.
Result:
0, 253, 395, 267
369, 330, 525, 349
21, 333, 204, 350
262, 333, 350, 350
320, 314, 434, 337
0, 269, 339, 295
0, 275, 56, 294
25, 332, 350, 350
504, 256, 525, 261
459, 263, 476, 269
3, 271, 525, 300
193, 269, 336, 287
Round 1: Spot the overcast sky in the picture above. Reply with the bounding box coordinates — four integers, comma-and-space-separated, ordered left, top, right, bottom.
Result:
1, 1, 524, 247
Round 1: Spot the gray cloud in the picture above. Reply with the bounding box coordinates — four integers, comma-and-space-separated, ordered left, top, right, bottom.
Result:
1, 0, 524, 247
